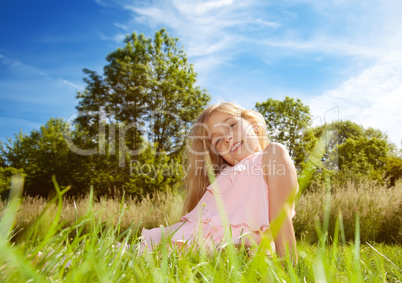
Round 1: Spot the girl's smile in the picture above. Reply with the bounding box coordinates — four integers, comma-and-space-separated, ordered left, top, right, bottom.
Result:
231, 141, 243, 152
207, 111, 262, 165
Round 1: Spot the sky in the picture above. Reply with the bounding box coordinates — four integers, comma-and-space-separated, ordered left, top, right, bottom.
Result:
1, 0, 401, 149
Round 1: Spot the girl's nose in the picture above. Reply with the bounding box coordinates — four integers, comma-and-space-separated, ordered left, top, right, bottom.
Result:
223, 136, 232, 145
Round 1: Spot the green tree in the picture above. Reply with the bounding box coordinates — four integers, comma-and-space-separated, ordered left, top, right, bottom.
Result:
307, 120, 391, 188
1, 118, 75, 196
306, 120, 366, 172
0, 167, 25, 199
255, 96, 312, 170
125, 142, 183, 198
68, 29, 209, 197
75, 28, 210, 156
337, 136, 388, 181
384, 156, 402, 186
0, 154, 5, 168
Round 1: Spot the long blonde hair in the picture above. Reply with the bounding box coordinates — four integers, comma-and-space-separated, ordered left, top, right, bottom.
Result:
181, 102, 269, 215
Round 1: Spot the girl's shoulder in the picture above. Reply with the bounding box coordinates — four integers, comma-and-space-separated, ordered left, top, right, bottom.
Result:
261, 142, 296, 188
262, 142, 289, 157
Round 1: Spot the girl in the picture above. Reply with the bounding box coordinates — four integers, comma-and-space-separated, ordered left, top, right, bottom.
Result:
140, 102, 298, 261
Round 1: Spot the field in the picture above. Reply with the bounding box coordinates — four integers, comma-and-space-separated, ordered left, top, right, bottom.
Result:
0, 178, 401, 282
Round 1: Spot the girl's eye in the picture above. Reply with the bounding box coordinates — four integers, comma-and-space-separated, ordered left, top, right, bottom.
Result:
230, 122, 236, 127
215, 138, 221, 146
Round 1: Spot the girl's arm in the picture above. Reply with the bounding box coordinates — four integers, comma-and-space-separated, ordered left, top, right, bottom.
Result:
263, 143, 298, 265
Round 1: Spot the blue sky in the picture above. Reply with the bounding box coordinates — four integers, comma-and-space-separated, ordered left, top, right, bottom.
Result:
1, 0, 401, 148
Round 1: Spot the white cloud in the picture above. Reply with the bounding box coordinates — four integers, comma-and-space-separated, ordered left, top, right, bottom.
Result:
0, 54, 82, 91
113, 22, 130, 31
173, 0, 234, 15
275, 0, 402, 60
98, 32, 126, 43
59, 79, 83, 90
0, 54, 48, 78
121, 0, 278, 69
0, 54, 81, 110
309, 60, 402, 146
191, 54, 231, 87
93, 0, 109, 7
258, 38, 386, 59
254, 18, 281, 28
112, 0, 402, 78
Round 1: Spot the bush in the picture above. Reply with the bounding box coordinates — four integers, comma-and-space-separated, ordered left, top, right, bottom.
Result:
0, 167, 25, 199
385, 156, 402, 187
124, 143, 184, 198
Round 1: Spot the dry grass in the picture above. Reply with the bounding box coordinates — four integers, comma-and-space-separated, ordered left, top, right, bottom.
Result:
1, 179, 401, 244
0, 191, 184, 243
294, 179, 402, 243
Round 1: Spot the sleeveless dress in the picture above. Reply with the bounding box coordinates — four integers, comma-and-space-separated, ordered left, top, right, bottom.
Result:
139, 151, 296, 252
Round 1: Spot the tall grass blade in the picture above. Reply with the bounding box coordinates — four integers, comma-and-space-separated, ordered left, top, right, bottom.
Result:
297, 130, 333, 198
0, 174, 24, 241
0, 174, 45, 282
353, 213, 362, 281
366, 242, 401, 271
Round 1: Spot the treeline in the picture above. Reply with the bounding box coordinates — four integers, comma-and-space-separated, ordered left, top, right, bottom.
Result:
1, 29, 401, 198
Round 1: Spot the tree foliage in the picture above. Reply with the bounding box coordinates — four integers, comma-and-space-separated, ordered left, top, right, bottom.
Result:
384, 156, 402, 186
1, 118, 74, 195
0, 167, 24, 199
75, 28, 210, 155
254, 97, 394, 190
255, 96, 312, 157
66, 28, 210, 197
0, 154, 5, 168
125, 142, 184, 198
255, 96, 312, 171
305, 120, 391, 189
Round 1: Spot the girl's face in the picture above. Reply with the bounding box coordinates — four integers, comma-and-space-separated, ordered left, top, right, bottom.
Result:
207, 112, 262, 165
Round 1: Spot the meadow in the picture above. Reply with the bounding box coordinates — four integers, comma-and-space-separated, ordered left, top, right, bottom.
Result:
0, 177, 401, 282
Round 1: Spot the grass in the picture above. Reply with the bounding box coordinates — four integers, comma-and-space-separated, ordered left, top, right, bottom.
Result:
1, 189, 184, 244
2, 179, 400, 246
295, 179, 402, 244
1, 131, 401, 282
0, 176, 401, 282
2, 239, 402, 282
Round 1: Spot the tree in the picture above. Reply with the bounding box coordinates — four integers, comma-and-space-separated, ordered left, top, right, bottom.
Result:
384, 156, 402, 186
306, 120, 391, 188
1, 118, 75, 196
68, 29, 209, 197
75, 28, 210, 156
0, 167, 25, 199
255, 96, 312, 169
305, 120, 366, 173
0, 153, 5, 168
125, 142, 184, 198
337, 136, 388, 181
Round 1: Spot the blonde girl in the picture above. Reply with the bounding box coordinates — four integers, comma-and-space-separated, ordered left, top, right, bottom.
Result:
140, 102, 298, 261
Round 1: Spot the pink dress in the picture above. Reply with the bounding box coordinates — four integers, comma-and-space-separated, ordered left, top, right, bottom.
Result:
140, 151, 296, 252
